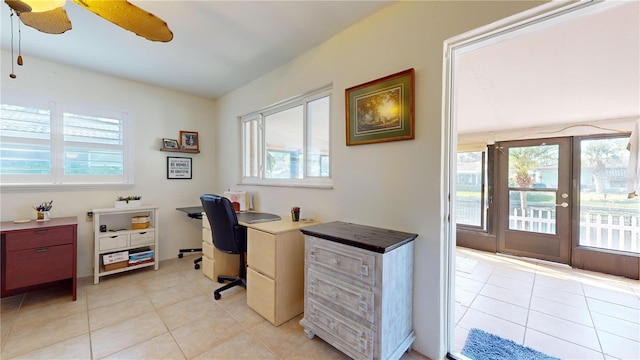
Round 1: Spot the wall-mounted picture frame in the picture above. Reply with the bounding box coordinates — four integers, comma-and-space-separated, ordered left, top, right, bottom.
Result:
167, 156, 192, 179
179, 130, 199, 151
162, 138, 179, 150
345, 68, 415, 146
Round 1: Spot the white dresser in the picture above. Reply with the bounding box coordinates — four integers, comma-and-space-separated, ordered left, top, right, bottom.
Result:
299, 221, 417, 360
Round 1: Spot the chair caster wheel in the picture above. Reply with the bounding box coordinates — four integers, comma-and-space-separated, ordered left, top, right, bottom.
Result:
214, 293, 221, 300
194, 264, 200, 270
178, 253, 183, 258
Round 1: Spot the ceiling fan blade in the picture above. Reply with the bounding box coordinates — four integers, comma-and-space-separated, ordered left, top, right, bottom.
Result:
71, 0, 173, 42
19, 7, 72, 34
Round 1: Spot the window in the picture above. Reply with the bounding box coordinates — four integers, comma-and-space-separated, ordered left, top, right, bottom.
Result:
456, 150, 486, 228
242, 86, 331, 187
577, 135, 639, 253
1, 94, 132, 189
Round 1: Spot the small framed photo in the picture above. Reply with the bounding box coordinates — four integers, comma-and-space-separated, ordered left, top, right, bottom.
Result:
162, 138, 179, 150
167, 157, 192, 179
179, 131, 199, 151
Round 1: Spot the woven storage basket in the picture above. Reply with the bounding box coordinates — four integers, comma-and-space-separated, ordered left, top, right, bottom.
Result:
131, 215, 150, 229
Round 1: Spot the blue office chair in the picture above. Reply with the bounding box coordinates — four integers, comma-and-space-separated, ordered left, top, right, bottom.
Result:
200, 194, 247, 300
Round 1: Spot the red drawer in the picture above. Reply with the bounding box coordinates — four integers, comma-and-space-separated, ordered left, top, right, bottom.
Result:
5, 226, 74, 251
4, 244, 74, 290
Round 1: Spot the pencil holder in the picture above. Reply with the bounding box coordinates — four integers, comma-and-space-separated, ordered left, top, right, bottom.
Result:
291, 207, 300, 222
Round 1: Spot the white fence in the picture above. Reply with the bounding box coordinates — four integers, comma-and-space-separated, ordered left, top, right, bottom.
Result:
509, 207, 639, 253
579, 213, 639, 253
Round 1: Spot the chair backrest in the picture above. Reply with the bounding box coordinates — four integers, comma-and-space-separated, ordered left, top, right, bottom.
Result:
200, 194, 247, 254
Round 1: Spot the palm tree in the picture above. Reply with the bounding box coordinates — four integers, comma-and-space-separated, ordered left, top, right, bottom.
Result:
508, 145, 555, 213
583, 140, 622, 194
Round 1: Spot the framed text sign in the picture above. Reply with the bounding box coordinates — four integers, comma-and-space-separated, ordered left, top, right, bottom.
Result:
167, 157, 192, 179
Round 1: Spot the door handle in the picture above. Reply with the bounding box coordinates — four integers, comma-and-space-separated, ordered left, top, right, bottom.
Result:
555, 202, 568, 208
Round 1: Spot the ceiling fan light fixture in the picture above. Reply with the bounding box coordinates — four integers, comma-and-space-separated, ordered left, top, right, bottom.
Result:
22, 0, 65, 12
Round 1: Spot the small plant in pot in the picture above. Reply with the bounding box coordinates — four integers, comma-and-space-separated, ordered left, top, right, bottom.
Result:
115, 195, 142, 207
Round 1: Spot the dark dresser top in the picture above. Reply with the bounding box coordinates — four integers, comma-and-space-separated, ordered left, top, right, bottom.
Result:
300, 221, 418, 254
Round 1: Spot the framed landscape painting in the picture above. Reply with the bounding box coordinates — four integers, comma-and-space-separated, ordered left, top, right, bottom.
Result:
345, 68, 415, 146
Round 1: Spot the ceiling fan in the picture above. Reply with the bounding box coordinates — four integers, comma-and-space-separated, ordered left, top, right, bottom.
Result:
4, 0, 173, 42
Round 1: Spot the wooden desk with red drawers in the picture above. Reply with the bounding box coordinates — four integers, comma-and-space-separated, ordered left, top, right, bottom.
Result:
1, 217, 77, 300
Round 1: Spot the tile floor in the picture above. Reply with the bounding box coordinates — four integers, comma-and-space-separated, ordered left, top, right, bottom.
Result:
454, 247, 640, 360
1, 254, 428, 360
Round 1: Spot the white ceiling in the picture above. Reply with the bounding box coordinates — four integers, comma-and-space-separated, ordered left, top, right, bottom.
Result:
1, 1, 637, 134
0, 1, 393, 99
456, 1, 639, 134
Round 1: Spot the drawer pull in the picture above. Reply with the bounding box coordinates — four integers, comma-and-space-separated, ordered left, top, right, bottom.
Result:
359, 339, 368, 352
358, 302, 369, 315
35, 248, 48, 253
360, 265, 369, 277
110, 236, 118, 238
34, 230, 49, 234
138, 231, 147, 234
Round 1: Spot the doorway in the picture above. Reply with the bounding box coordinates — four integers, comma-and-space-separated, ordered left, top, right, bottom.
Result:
443, 0, 639, 357
496, 137, 572, 264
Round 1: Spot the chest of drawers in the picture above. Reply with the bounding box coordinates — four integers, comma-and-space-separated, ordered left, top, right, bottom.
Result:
201, 213, 238, 281
245, 219, 318, 326
1, 217, 78, 300
300, 221, 417, 360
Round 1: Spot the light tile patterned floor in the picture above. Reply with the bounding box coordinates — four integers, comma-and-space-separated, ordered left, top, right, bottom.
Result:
454, 247, 640, 360
0, 254, 429, 360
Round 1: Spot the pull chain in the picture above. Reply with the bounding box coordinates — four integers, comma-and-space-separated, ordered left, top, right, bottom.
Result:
9, 10, 16, 78
17, 15, 23, 66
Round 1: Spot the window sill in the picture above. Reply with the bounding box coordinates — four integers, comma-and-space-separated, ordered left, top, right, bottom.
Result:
240, 178, 333, 189
1, 183, 134, 193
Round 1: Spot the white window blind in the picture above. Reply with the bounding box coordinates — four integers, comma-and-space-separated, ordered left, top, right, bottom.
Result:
1, 96, 132, 189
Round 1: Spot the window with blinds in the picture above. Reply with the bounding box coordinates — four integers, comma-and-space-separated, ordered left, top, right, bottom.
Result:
1, 98, 132, 188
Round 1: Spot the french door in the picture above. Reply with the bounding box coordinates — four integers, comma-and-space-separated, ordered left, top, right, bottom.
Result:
496, 137, 572, 264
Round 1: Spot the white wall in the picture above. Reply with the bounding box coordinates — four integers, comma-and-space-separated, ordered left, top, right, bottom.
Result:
214, 1, 543, 359
0, 1, 545, 357
0, 51, 217, 277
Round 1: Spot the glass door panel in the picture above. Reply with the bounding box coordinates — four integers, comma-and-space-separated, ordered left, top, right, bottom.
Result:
497, 138, 571, 264
578, 137, 640, 253
508, 190, 557, 234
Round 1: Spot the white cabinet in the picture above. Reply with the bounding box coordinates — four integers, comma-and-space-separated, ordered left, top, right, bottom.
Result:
93, 206, 159, 284
300, 221, 417, 360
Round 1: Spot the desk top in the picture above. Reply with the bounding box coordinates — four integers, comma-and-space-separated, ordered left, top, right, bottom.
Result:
176, 206, 283, 224
242, 218, 318, 235
0, 216, 78, 233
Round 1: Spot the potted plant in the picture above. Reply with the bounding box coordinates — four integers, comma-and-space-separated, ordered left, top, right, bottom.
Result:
115, 195, 142, 208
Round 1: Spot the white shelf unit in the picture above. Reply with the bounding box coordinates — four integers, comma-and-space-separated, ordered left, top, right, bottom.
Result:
92, 205, 159, 284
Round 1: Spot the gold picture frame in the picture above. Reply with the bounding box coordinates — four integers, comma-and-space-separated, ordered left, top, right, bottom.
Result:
346, 68, 415, 146
179, 131, 199, 151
